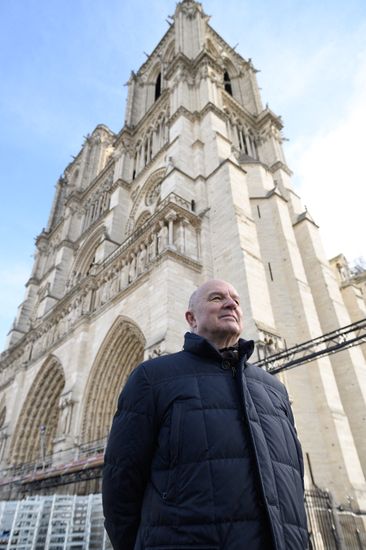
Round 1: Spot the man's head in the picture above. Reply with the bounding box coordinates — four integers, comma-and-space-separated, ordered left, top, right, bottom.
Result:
185, 279, 243, 349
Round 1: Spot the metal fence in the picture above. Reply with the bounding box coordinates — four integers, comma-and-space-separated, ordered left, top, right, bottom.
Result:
2, 476, 366, 549
305, 488, 366, 549
0, 494, 112, 550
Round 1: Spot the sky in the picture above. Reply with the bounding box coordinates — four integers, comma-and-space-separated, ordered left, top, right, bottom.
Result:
0, 0, 365, 349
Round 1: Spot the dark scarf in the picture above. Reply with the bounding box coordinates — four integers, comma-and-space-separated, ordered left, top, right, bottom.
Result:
219, 344, 239, 365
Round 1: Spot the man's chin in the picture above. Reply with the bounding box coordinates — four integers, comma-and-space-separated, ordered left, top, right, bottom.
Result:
217, 324, 241, 339
219, 319, 241, 331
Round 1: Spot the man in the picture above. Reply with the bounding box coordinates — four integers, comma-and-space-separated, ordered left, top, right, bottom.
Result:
103, 279, 308, 549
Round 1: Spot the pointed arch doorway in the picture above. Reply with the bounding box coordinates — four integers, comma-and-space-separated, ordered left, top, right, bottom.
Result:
9, 356, 65, 466
81, 317, 145, 446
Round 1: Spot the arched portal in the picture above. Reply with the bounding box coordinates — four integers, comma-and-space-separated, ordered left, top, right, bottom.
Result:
81, 317, 145, 444
10, 356, 65, 465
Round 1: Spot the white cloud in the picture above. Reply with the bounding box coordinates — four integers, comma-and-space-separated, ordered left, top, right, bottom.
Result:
262, 42, 337, 107
286, 54, 366, 262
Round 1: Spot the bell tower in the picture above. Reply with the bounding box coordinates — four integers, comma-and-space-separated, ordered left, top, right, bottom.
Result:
1, 0, 366, 515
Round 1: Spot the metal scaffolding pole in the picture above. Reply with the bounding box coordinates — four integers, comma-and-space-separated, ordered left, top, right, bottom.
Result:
255, 318, 366, 374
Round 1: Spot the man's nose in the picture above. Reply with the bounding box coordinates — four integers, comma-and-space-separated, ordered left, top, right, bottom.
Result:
224, 297, 237, 308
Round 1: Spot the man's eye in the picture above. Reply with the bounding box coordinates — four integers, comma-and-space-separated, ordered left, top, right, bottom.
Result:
211, 296, 222, 301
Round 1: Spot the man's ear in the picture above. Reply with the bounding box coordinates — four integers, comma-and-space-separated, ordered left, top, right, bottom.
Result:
185, 310, 196, 329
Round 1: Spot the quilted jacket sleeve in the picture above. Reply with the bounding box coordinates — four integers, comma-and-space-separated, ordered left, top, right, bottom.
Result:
102, 364, 156, 550
283, 385, 305, 486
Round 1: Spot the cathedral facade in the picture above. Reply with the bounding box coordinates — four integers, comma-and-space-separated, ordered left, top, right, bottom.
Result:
1, 0, 366, 514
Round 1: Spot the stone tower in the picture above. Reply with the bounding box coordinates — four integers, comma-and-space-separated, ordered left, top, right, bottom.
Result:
1, 0, 366, 511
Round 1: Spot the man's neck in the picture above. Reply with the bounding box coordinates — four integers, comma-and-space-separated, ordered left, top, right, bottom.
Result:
206, 335, 240, 351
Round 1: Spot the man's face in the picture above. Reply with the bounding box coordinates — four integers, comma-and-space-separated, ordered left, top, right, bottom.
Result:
186, 280, 243, 347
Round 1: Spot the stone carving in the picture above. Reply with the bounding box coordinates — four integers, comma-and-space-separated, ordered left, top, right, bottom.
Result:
146, 181, 162, 206
157, 221, 169, 253
120, 261, 128, 290
2, 195, 201, 368
59, 393, 74, 436
148, 233, 158, 262
180, 0, 199, 19
128, 254, 137, 283
255, 329, 284, 362
337, 262, 350, 282
148, 346, 162, 359
137, 244, 147, 275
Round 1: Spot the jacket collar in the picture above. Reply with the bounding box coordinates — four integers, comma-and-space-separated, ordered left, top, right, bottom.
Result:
183, 332, 254, 362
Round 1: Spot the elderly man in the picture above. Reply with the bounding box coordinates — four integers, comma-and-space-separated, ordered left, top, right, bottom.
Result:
103, 279, 308, 549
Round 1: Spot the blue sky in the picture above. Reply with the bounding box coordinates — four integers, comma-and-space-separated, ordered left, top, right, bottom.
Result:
1, 0, 365, 349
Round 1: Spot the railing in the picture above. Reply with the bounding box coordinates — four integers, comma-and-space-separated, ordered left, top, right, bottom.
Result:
0, 438, 107, 488
2, 452, 366, 549
305, 487, 366, 549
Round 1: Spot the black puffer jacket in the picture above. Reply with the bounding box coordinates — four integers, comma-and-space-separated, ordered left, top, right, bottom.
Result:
103, 332, 308, 549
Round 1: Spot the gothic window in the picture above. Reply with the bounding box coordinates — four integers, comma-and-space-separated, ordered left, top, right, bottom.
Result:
240, 129, 248, 154
70, 225, 105, 283
82, 191, 110, 232
252, 136, 259, 159
224, 71, 233, 96
155, 72, 162, 101
230, 117, 259, 160
236, 126, 246, 152
144, 140, 148, 165
132, 151, 137, 180
131, 118, 168, 181
149, 134, 153, 161
73, 167, 80, 185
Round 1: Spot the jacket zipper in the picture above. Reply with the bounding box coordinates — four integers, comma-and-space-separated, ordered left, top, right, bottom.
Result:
236, 356, 280, 550
221, 359, 236, 378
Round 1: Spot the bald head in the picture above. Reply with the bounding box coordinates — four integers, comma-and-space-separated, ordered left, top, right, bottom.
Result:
188, 287, 200, 311
188, 280, 229, 311
185, 279, 243, 349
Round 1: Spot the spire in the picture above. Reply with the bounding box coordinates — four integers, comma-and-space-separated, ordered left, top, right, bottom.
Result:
173, 0, 209, 59
174, 0, 208, 21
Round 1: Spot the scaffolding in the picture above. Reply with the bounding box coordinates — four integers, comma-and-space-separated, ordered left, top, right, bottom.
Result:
255, 317, 366, 373
0, 443, 104, 496
0, 494, 112, 550
2, 490, 366, 549
0, 501, 16, 550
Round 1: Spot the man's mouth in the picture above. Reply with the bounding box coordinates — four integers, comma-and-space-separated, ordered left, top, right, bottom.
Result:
220, 315, 237, 321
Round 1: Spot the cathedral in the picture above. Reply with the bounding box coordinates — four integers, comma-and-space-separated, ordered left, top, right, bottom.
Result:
1, 0, 366, 543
